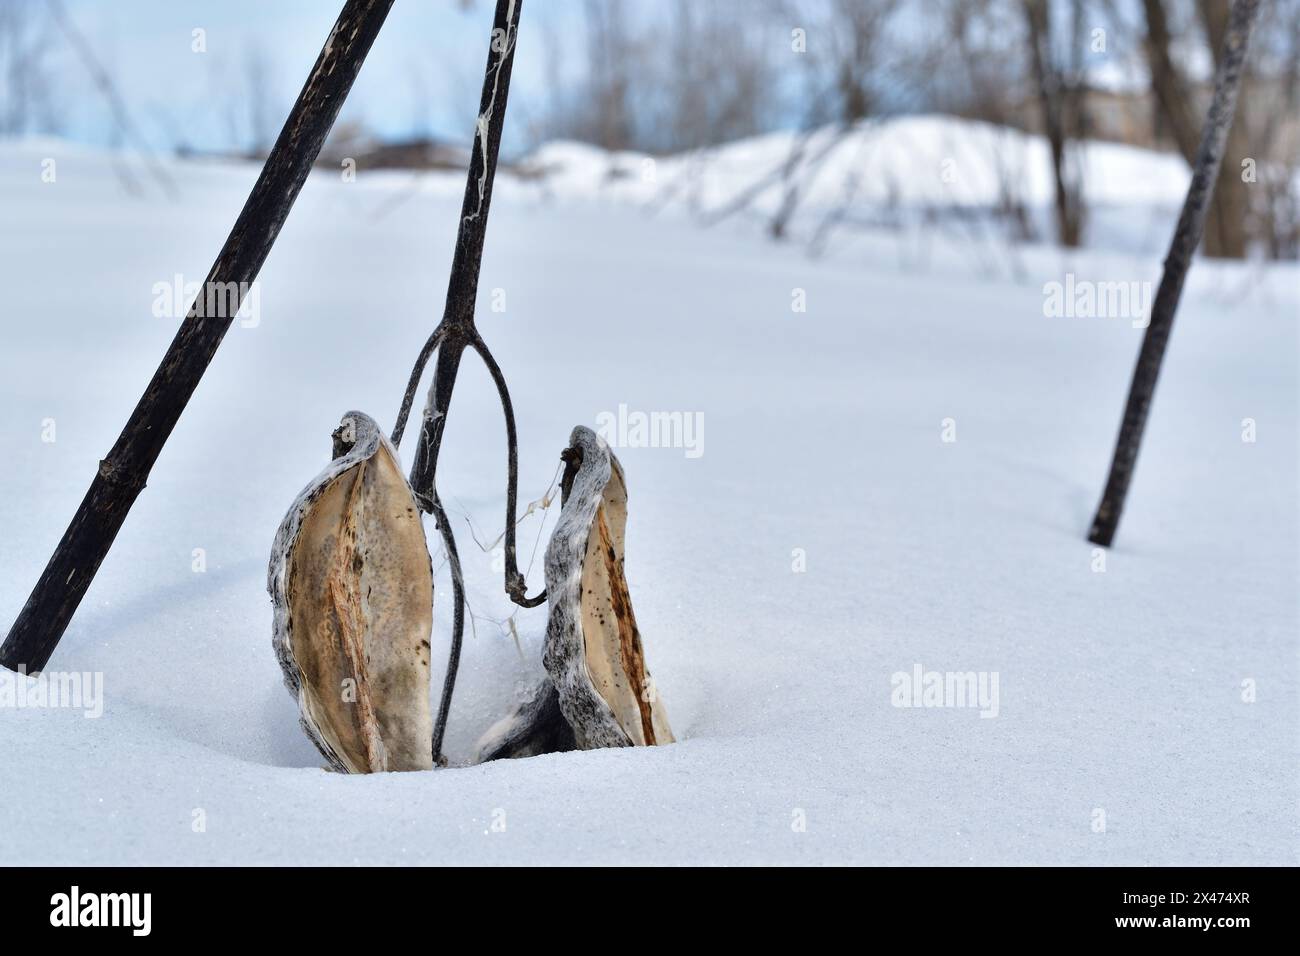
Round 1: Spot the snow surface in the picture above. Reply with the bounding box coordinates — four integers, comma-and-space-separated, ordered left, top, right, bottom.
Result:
0, 119, 1296, 865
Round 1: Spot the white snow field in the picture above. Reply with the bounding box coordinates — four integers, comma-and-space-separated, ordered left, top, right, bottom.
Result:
0, 120, 1296, 865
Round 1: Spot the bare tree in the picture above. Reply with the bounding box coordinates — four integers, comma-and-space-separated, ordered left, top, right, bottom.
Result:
581, 0, 635, 150
1022, 0, 1088, 247
1195, 0, 1255, 257
0, 0, 59, 137
659, 0, 774, 152
927, 0, 1038, 245
1251, 0, 1300, 258
1138, 0, 1254, 257
1138, 0, 1204, 158
931, 0, 1024, 126
824, 0, 900, 125
701, 0, 900, 240
536, 0, 777, 155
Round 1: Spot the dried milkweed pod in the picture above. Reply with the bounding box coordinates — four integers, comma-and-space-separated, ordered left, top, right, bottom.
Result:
269, 411, 434, 773
474, 678, 576, 762
543, 426, 674, 749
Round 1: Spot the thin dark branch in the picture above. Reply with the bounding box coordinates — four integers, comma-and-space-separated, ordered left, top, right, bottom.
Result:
390, 324, 448, 447
470, 334, 547, 608
1, 0, 397, 675
427, 493, 466, 766
1088, 0, 1262, 547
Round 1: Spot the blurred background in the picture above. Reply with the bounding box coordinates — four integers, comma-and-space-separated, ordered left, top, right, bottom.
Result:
1, 0, 1296, 260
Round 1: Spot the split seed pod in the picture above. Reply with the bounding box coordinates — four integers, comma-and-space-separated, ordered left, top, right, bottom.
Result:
474, 678, 576, 762
269, 411, 434, 773
543, 426, 674, 749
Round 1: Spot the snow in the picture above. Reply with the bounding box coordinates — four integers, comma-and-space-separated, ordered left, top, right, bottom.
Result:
0, 118, 1296, 864
525, 115, 1196, 208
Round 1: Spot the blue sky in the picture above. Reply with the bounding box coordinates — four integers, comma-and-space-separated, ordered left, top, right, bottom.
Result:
30, 0, 1172, 155
54, 0, 587, 153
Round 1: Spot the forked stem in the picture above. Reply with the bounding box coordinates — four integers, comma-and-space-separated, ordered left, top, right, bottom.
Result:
392, 0, 529, 765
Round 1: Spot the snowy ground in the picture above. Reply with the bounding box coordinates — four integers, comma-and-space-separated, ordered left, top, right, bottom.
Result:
0, 121, 1296, 865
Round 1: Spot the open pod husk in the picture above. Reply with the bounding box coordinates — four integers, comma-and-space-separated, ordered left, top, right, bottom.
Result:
475, 678, 576, 762
269, 411, 434, 773
541, 426, 674, 749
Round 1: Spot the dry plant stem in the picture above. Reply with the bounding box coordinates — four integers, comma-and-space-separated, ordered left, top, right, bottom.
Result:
1087, 0, 1261, 548
0, 0, 396, 675
470, 334, 547, 608
395, 328, 545, 612
427, 491, 465, 765
390, 325, 447, 446
397, 0, 536, 764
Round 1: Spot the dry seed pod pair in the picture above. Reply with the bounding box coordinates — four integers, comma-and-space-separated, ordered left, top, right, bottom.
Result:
271, 416, 672, 773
